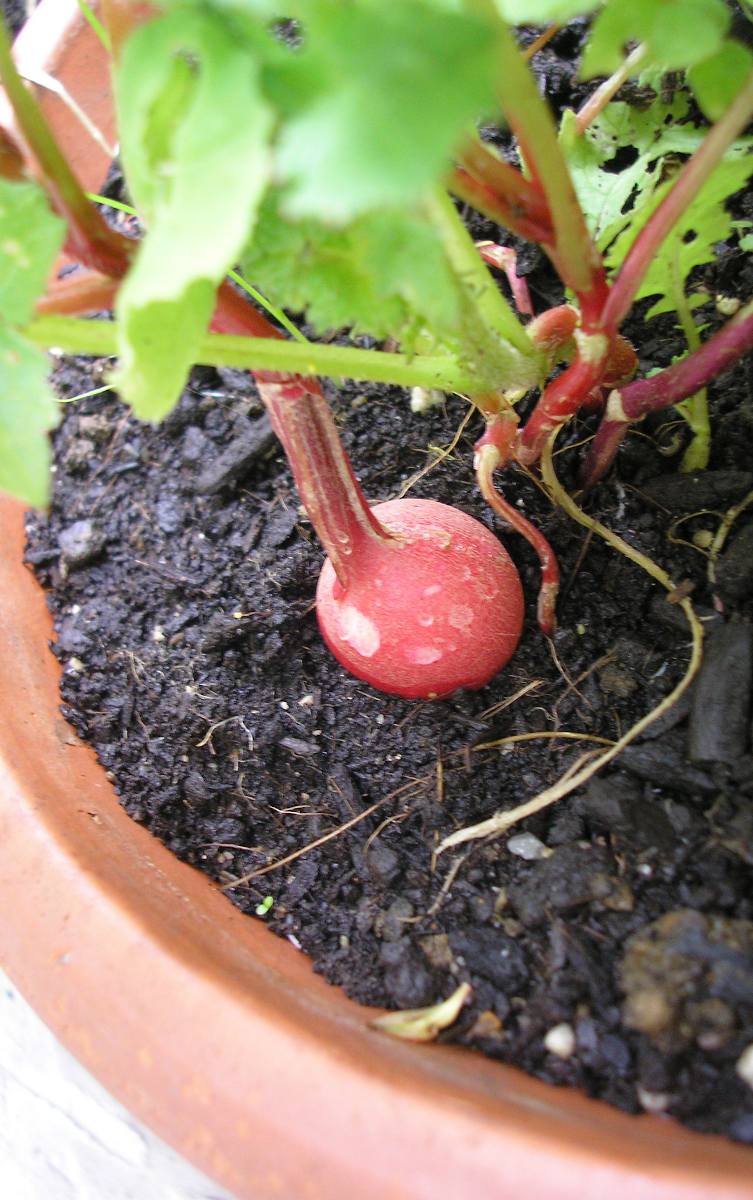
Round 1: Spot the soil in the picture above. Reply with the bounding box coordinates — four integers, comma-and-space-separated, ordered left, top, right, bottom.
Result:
20, 18, 753, 1150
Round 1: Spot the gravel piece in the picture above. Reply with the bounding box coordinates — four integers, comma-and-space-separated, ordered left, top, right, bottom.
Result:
544, 1023, 576, 1058
380, 940, 435, 1008
507, 832, 551, 860
620, 909, 753, 1051
181, 425, 209, 465
507, 844, 610, 928
640, 470, 753, 513
688, 624, 752, 763
365, 841, 400, 885
195, 416, 275, 494
717, 520, 753, 603
617, 737, 717, 794
448, 926, 528, 992
58, 520, 105, 569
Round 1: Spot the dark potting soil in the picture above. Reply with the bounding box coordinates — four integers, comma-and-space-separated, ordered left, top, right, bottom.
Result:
20, 14, 753, 1151
25, 326, 753, 1143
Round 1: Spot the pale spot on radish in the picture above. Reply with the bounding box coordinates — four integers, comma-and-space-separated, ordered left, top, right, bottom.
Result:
406, 645, 443, 665
448, 604, 474, 632
335, 604, 380, 658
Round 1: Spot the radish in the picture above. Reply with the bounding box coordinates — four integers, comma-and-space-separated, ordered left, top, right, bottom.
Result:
259, 373, 524, 700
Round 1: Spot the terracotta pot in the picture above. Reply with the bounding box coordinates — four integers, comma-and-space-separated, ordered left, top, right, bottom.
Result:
1, 5, 753, 1197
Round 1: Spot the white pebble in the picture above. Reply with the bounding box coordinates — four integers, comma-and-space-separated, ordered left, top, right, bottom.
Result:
544, 1023, 576, 1059
410, 386, 444, 413
637, 1087, 670, 1114
736, 1043, 753, 1090
507, 833, 551, 861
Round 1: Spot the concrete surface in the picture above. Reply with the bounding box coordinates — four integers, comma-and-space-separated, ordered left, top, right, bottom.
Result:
0, 970, 235, 1200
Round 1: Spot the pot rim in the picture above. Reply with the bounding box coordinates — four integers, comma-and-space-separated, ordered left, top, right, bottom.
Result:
1, 7, 752, 1198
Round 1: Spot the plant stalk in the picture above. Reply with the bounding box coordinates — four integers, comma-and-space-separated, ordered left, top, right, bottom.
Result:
455, 136, 552, 234
669, 250, 710, 471
424, 189, 537, 363
483, 12, 608, 318
258, 374, 393, 587
583, 299, 753, 485
23, 315, 486, 391
475, 418, 560, 635
574, 45, 647, 135
0, 123, 26, 179
0, 17, 131, 276
35, 270, 119, 316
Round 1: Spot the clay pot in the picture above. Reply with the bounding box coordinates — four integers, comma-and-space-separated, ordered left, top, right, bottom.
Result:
1, 4, 753, 1196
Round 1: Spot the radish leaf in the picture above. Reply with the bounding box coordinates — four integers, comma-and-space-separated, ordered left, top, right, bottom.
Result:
241, 196, 462, 352
273, 0, 497, 221
114, 8, 273, 420
0, 178, 64, 506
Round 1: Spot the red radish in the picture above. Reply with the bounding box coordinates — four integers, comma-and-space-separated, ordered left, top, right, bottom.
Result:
317, 497, 523, 699
257, 374, 524, 700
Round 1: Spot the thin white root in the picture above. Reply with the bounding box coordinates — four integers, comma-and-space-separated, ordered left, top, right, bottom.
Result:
437, 427, 704, 856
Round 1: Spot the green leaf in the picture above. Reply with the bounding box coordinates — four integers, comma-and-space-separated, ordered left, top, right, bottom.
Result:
564, 93, 703, 250
0, 177, 65, 505
688, 42, 753, 121
242, 194, 462, 351
274, 0, 498, 221
114, 8, 273, 420
495, 0, 599, 22
582, 0, 730, 79
0, 178, 65, 324
0, 328, 58, 507
610, 151, 753, 319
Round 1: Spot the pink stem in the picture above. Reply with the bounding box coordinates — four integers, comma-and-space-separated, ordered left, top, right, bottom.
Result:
583, 300, 753, 486
517, 332, 609, 464
475, 418, 560, 636
210, 291, 392, 588
574, 45, 647, 135
476, 241, 534, 316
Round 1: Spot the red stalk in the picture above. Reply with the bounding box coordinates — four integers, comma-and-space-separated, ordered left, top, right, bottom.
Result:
210, 284, 394, 588
457, 139, 552, 232
475, 416, 560, 636
0, 123, 25, 180
35, 269, 119, 316
255, 376, 393, 587
583, 301, 753, 486
449, 166, 553, 244
476, 241, 534, 316
517, 330, 610, 464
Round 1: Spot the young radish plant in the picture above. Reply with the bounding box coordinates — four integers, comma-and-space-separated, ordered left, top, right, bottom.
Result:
2, 0, 753, 704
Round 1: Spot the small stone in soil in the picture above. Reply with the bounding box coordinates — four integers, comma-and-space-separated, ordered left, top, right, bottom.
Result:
58, 519, 105, 569
448, 926, 527, 992
688, 623, 752, 763
620, 909, 753, 1051
617, 734, 717, 794
195, 415, 275, 494
380, 939, 435, 1008
506, 832, 551, 860
544, 1022, 576, 1058
717, 520, 753, 603
506, 843, 610, 928
640, 469, 753, 513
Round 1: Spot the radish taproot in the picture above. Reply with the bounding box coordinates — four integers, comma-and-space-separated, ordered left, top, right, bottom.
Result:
259, 373, 524, 700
